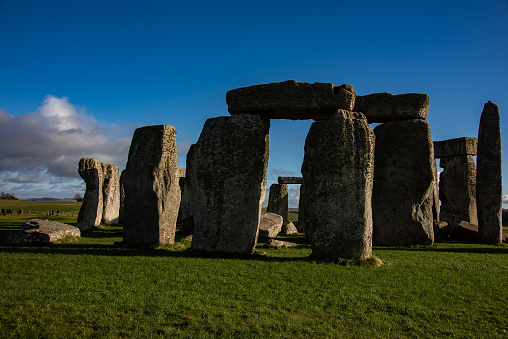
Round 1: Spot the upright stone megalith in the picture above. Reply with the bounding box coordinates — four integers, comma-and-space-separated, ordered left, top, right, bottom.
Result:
302, 109, 375, 259
122, 125, 181, 245
372, 119, 435, 245
189, 114, 269, 254
101, 163, 120, 225
434, 137, 478, 229
77, 158, 104, 229
267, 183, 288, 220
477, 101, 502, 244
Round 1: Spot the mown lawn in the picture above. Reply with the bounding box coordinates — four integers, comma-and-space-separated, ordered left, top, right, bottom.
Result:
0, 215, 507, 338
0, 200, 81, 215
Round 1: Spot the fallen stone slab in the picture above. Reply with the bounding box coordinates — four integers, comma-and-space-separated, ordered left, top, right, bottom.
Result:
281, 220, 298, 235
267, 239, 299, 248
449, 221, 479, 243
6, 219, 80, 245
259, 212, 283, 238
226, 80, 356, 120
353, 92, 429, 123
433, 137, 477, 158
278, 176, 303, 184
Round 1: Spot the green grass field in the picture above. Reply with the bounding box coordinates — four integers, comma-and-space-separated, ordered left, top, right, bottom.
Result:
0, 212, 507, 338
0, 200, 82, 215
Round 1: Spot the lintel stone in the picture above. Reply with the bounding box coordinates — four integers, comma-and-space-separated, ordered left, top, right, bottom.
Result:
433, 137, 477, 158
278, 176, 303, 184
353, 92, 429, 123
226, 80, 355, 120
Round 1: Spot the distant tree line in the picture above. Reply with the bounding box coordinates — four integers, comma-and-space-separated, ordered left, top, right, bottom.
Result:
0, 192, 18, 200
74, 194, 84, 202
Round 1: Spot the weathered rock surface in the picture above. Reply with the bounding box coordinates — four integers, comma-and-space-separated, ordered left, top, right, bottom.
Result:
267, 239, 299, 248
281, 220, 298, 235
372, 119, 435, 246
123, 125, 181, 245
226, 80, 356, 120
278, 176, 303, 184
353, 92, 429, 123
449, 221, 479, 243
302, 109, 375, 259
77, 158, 104, 229
119, 170, 125, 225
293, 220, 306, 233
101, 163, 120, 225
189, 114, 270, 253
438, 155, 477, 229
6, 219, 80, 245
433, 220, 449, 242
267, 184, 288, 220
477, 101, 502, 244
258, 212, 283, 238
433, 137, 477, 158
177, 168, 186, 177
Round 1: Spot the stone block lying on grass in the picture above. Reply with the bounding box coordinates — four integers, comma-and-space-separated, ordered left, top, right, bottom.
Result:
267, 239, 299, 248
259, 212, 283, 238
6, 219, 80, 245
281, 220, 298, 235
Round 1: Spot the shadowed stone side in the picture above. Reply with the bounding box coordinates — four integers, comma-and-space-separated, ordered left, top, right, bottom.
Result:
190, 114, 270, 254
77, 158, 104, 229
302, 109, 375, 259
226, 80, 356, 120
434, 137, 477, 158
180, 145, 195, 234
354, 93, 429, 123
477, 101, 502, 244
439, 155, 477, 229
101, 163, 120, 225
267, 184, 288, 220
372, 119, 435, 246
123, 125, 181, 245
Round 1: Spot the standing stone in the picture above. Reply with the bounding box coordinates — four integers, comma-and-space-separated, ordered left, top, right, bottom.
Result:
477, 101, 502, 244
77, 158, 104, 229
439, 155, 477, 229
267, 183, 288, 220
122, 125, 181, 245
372, 119, 435, 246
179, 146, 195, 234
119, 170, 125, 224
301, 109, 375, 259
101, 163, 120, 225
189, 114, 269, 254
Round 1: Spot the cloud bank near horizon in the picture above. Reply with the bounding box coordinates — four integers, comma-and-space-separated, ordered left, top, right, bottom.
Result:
0, 96, 133, 198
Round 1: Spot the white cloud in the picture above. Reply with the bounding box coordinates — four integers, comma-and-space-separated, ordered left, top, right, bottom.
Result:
502, 195, 508, 204
0, 96, 134, 198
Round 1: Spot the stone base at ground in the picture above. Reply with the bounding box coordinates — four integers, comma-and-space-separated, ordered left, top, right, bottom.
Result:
6, 219, 80, 245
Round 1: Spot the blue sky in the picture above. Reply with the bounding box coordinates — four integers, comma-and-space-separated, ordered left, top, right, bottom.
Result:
0, 0, 507, 207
